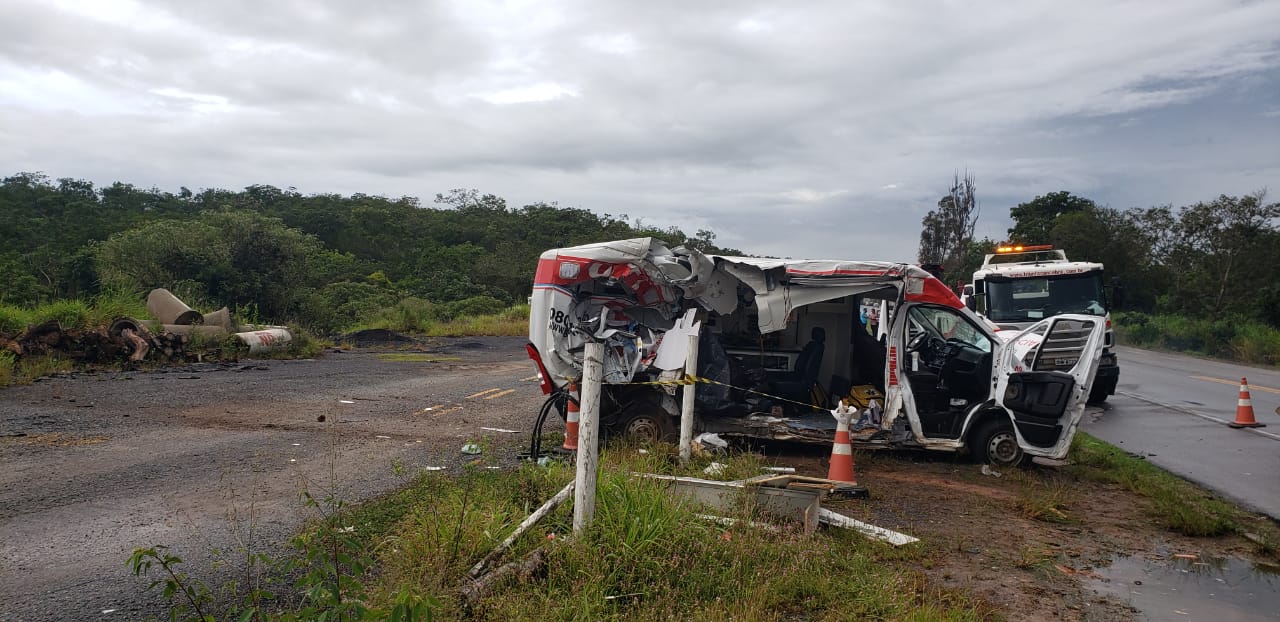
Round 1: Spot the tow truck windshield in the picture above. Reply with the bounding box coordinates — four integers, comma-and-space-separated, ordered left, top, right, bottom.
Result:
985, 271, 1106, 322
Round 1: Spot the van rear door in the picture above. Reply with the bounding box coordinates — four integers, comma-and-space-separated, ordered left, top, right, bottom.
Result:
993, 315, 1106, 457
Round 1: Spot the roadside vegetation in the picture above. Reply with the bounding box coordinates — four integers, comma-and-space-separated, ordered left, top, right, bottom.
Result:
0, 174, 733, 338
131, 432, 1280, 621
1113, 311, 1280, 366
134, 445, 991, 621
1066, 433, 1242, 537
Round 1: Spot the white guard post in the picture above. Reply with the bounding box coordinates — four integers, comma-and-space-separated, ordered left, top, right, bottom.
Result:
679, 332, 701, 464
573, 341, 604, 533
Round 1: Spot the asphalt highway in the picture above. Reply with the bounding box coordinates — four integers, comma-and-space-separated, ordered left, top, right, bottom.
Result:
1082, 345, 1280, 520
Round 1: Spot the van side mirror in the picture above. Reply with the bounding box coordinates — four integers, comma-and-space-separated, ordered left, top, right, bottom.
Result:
963, 295, 976, 309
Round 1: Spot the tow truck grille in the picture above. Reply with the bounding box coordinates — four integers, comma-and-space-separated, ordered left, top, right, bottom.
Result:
1032, 319, 1096, 372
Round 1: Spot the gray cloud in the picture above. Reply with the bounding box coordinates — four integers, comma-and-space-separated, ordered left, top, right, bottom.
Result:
2, 0, 1278, 262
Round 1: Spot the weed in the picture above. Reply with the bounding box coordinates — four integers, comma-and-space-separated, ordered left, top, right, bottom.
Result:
0, 351, 14, 387
351, 450, 985, 620
16, 355, 73, 384
1005, 472, 1077, 524
127, 546, 214, 621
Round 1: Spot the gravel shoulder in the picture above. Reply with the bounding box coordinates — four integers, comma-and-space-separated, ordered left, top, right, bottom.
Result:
0, 337, 544, 621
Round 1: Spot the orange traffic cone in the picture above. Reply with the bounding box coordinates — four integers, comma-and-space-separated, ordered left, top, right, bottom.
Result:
827, 402, 857, 483
562, 382, 581, 450
1229, 378, 1266, 428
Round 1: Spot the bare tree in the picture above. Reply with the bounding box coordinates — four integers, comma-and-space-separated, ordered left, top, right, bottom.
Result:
917, 171, 980, 279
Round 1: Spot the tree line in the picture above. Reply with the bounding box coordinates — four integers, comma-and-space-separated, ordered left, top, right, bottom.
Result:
919, 180, 1280, 328
0, 173, 734, 333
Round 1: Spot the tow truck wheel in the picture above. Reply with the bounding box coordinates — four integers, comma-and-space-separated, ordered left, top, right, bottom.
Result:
1087, 386, 1110, 403
971, 419, 1029, 467
611, 400, 676, 444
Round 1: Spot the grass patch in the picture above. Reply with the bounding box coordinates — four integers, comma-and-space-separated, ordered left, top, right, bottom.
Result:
375, 353, 462, 362
0, 304, 32, 334
350, 299, 529, 337
1067, 433, 1238, 536
12, 355, 75, 384
29, 299, 91, 330
1009, 477, 1076, 524
0, 351, 15, 386
323, 449, 988, 621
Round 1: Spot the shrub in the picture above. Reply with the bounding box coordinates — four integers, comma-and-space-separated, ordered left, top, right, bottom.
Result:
435, 296, 508, 322
0, 304, 31, 334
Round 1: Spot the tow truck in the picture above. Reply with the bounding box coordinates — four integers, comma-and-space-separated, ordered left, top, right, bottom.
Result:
964, 244, 1118, 403
526, 238, 1109, 466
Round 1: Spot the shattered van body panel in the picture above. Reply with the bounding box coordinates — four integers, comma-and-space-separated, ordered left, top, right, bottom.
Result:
527, 238, 1106, 462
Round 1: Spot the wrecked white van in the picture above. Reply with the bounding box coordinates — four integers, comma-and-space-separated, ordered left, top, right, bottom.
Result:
526, 238, 1107, 465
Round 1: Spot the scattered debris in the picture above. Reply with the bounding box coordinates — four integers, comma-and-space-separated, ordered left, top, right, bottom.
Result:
981, 464, 1003, 478
817, 508, 919, 546
424, 466, 446, 471
463, 481, 573, 601
763, 466, 797, 474
339, 400, 355, 404
694, 432, 729, 454
703, 462, 727, 477
460, 548, 548, 608
462, 442, 483, 455
480, 427, 520, 433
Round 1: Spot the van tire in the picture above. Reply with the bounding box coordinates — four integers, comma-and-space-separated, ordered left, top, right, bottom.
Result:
971, 419, 1030, 467
611, 399, 677, 444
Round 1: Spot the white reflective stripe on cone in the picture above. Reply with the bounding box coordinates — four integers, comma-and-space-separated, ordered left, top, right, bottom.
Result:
1239, 399, 1252, 406
832, 444, 852, 455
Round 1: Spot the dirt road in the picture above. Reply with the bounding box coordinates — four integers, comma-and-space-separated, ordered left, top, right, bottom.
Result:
1, 338, 547, 621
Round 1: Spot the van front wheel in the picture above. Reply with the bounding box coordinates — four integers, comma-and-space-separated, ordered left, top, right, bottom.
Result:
971, 419, 1029, 467
611, 399, 677, 444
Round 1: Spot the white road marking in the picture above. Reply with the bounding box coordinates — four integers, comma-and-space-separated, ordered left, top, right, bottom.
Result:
1117, 391, 1280, 442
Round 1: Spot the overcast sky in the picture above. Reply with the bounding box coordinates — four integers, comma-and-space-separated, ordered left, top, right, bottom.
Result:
2, 0, 1278, 261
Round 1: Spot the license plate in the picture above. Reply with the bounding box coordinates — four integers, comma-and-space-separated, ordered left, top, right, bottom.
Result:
1054, 357, 1078, 367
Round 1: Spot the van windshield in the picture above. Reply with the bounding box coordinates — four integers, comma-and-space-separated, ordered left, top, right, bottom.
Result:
985, 272, 1106, 322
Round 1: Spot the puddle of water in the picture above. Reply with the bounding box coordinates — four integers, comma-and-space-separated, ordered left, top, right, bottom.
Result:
1088, 554, 1280, 621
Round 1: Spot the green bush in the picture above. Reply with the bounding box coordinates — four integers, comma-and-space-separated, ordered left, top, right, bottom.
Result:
0, 304, 31, 334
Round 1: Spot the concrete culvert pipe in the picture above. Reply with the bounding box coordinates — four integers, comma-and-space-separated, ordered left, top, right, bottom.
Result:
146, 288, 203, 325
201, 307, 234, 332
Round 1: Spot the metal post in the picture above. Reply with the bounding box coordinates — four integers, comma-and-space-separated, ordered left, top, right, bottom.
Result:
679, 332, 700, 464
573, 341, 604, 533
